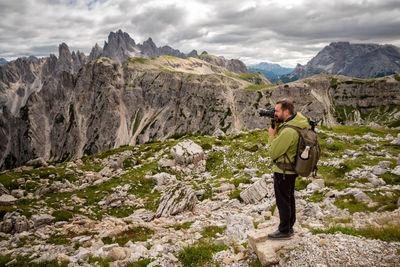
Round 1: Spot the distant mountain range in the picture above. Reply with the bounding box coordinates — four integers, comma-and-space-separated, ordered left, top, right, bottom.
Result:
0, 58, 8, 66
247, 62, 293, 83
0, 30, 248, 116
283, 42, 400, 82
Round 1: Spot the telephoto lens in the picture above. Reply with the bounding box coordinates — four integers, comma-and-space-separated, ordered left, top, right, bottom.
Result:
259, 108, 275, 118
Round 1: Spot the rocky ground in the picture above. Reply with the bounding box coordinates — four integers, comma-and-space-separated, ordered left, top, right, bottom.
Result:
0, 126, 400, 266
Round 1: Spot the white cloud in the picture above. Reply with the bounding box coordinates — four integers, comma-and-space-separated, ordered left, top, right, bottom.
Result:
0, 0, 399, 66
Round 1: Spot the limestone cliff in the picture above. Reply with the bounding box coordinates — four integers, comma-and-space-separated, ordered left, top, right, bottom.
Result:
1, 55, 399, 170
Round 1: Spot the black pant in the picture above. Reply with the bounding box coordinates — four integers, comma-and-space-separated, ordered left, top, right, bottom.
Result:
273, 172, 297, 233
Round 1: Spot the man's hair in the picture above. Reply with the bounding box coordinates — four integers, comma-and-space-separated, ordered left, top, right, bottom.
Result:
276, 98, 294, 115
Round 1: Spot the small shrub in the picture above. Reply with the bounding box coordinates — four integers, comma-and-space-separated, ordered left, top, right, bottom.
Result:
201, 143, 212, 150
329, 142, 345, 151
295, 178, 311, 191
205, 152, 224, 172
229, 188, 242, 201
201, 225, 226, 239
177, 242, 228, 267
52, 210, 74, 222
101, 226, 154, 246
125, 258, 155, 267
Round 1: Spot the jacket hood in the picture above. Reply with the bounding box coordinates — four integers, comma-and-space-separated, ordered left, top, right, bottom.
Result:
282, 112, 310, 129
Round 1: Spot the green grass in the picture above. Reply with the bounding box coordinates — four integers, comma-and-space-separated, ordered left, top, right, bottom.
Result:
129, 57, 148, 64
101, 226, 154, 246
244, 84, 276, 91
311, 225, 400, 242
229, 188, 242, 201
295, 178, 311, 191
0, 254, 69, 267
125, 259, 155, 267
201, 225, 226, 239
177, 242, 229, 267
88, 256, 112, 267
169, 221, 194, 230
307, 192, 324, 203
52, 210, 74, 222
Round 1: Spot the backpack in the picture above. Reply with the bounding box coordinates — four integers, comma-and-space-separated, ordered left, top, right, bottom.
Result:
275, 123, 321, 177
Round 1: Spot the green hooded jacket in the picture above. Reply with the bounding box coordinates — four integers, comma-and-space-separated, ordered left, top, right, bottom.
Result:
268, 112, 310, 174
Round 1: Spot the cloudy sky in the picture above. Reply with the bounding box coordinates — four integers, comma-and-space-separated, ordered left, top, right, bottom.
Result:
1, 0, 400, 67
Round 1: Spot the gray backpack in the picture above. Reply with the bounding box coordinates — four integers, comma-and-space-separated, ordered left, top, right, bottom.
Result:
275, 124, 320, 177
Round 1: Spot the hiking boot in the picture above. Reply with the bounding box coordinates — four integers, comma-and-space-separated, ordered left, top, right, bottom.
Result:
268, 230, 293, 239
289, 228, 294, 234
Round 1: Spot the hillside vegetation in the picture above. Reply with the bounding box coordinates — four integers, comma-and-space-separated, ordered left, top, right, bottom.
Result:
0, 125, 399, 266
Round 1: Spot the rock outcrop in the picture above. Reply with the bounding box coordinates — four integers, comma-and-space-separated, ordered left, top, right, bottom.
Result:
155, 183, 197, 217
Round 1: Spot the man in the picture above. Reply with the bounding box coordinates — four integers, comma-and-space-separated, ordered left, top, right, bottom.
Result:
267, 98, 310, 239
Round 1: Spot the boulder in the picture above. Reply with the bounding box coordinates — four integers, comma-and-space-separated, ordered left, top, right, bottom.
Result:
0, 183, 10, 196
306, 179, 325, 191
391, 166, 400, 176
226, 214, 255, 242
155, 183, 197, 217
0, 212, 30, 234
214, 183, 235, 193
30, 214, 55, 229
108, 247, 127, 261
372, 166, 387, 176
0, 194, 17, 205
26, 157, 48, 167
240, 178, 274, 204
171, 140, 205, 166
390, 134, 400, 145
152, 172, 177, 187
213, 128, 226, 137
247, 225, 300, 266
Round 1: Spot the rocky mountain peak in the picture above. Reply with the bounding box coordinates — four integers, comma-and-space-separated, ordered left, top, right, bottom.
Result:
102, 30, 139, 63
58, 43, 72, 61
88, 43, 103, 62
187, 50, 198, 58
285, 42, 400, 81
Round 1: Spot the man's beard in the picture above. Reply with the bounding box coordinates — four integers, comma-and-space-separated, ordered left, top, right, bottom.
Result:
274, 115, 284, 123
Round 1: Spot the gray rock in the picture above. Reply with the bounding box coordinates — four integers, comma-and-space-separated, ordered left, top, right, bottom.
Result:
0, 194, 17, 205
226, 214, 254, 242
152, 172, 177, 187
391, 166, 400, 176
240, 178, 274, 204
30, 214, 55, 229
171, 140, 205, 166
306, 179, 325, 191
378, 161, 392, 169
390, 134, 400, 145
0, 183, 10, 196
351, 189, 372, 202
213, 129, 226, 137
372, 166, 387, 176
367, 176, 386, 186
214, 183, 235, 193
11, 189, 24, 198
26, 157, 48, 167
155, 183, 197, 217
158, 158, 175, 169
0, 212, 30, 233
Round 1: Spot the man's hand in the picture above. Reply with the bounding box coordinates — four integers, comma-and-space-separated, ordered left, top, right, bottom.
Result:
269, 126, 276, 137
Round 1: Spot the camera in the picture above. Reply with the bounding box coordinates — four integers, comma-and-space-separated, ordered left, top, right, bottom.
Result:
259, 108, 275, 118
